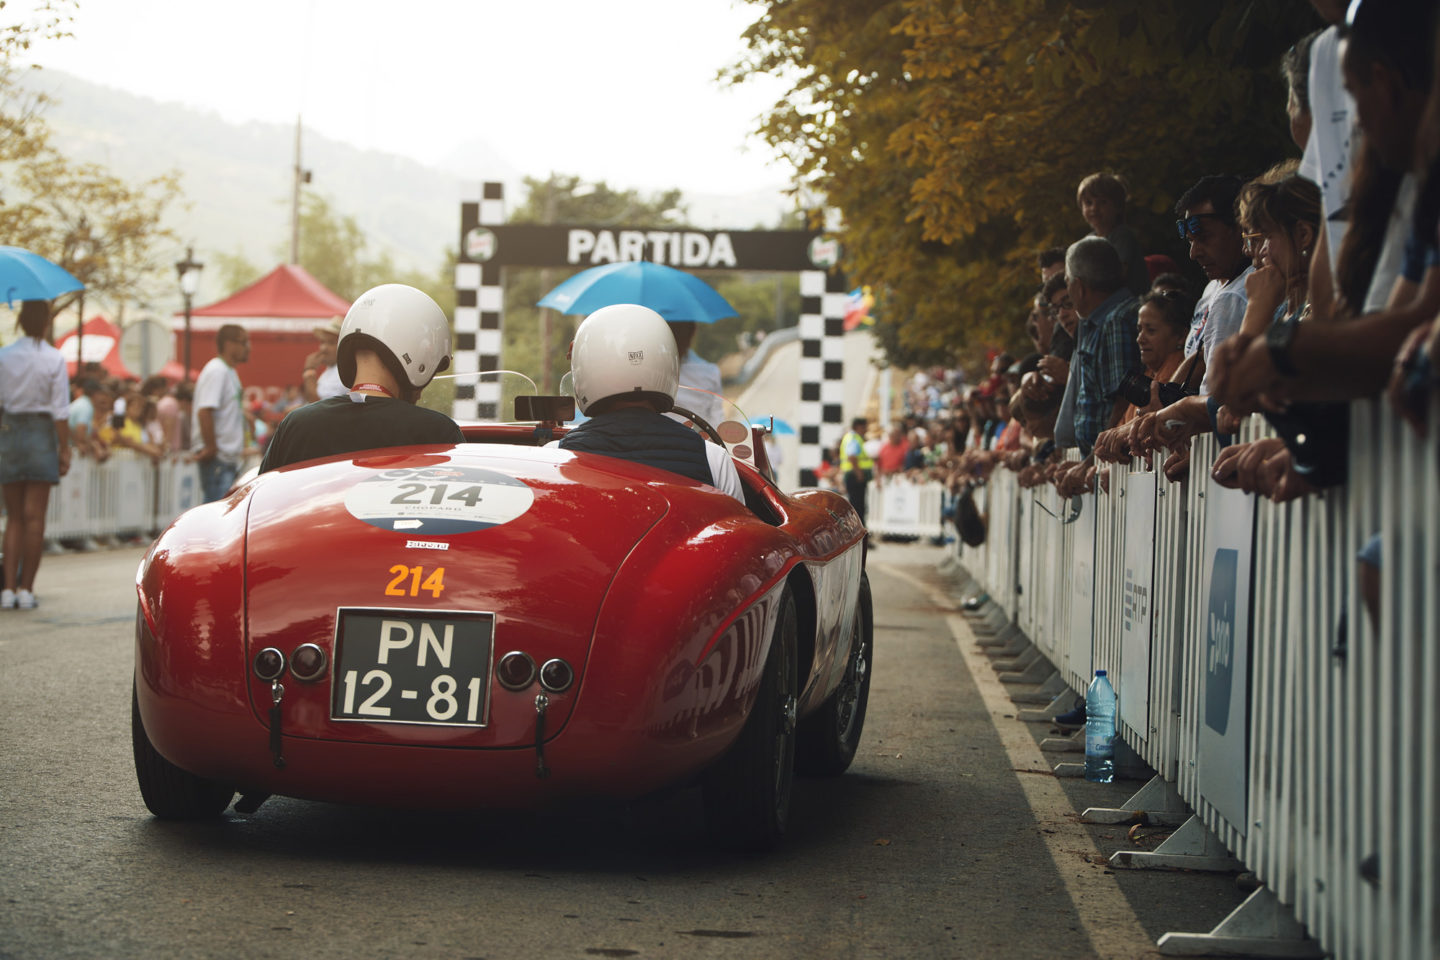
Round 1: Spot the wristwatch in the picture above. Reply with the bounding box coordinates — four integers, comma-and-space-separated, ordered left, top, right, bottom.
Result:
1265, 317, 1300, 376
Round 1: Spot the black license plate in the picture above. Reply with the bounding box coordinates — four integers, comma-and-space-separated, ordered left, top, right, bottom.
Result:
331, 609, 494, 727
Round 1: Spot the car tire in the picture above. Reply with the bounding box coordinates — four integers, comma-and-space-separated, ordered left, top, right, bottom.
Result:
131, 683, 234, 819
702, 588, 798, 853
796, 572, 873, 776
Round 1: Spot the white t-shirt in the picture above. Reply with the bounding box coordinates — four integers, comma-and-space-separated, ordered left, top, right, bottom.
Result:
670, 350, 725, 428
316, 365, 346, 400
1185, 267, 1253, 394
1364, 174, 1418, 312
191, 356, 245, 464
0, 337, 69, 417
1299, 25, 1357, 275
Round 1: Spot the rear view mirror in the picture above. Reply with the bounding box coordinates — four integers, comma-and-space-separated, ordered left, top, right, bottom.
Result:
514, 395, 576, 422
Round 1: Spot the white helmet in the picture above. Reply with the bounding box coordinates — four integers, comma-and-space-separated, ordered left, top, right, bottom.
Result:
337, 284, 452, 391
570, 303, 680, 415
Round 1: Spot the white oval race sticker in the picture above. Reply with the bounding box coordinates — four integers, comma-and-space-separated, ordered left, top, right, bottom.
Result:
344, 464, 534, 535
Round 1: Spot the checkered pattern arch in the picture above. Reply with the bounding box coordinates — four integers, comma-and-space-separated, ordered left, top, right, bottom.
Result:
454, 181, 506, 420
797, 269, 849, 487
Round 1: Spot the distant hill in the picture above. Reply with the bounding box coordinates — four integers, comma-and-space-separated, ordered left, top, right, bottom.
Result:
18, 70, 793, 296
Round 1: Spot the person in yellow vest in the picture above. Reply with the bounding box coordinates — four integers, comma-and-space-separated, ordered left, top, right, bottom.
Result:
838, 416, 874, 526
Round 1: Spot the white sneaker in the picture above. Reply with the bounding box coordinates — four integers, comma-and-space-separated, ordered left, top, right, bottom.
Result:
15, 589, 36, 610
0, 589, 14, 609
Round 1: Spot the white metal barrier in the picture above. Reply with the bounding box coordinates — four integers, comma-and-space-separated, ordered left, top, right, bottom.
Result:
865, 477, 946, 539
0, 450, 206, 545
956, 398, 1439, 960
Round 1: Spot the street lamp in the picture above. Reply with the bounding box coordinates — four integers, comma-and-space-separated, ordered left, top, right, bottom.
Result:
175, 247, 204, 383
71, 217, 93, 369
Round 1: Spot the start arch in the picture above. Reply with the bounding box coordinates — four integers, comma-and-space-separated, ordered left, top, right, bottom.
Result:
456, 181, 850, 487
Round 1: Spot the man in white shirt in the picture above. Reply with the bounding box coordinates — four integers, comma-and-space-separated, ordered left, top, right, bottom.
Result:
190, 324, 250, 502
666, 320, 726, 429
303, 316, 347, 402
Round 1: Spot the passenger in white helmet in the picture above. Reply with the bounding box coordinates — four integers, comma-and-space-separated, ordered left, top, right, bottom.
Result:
555, 303, 744, 504
260, 284, 464, 473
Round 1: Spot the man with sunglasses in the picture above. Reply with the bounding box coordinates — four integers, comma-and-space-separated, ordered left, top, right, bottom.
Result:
1131, 178, 1254, 468
1175, 176, 1253, 392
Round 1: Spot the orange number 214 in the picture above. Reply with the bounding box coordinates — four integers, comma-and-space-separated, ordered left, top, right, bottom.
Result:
384, 565, 446, 598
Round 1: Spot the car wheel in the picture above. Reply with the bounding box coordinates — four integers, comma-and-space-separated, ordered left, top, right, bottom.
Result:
702, 588, 798, 853
131, 683, 234, 819
796, 572, 873, 776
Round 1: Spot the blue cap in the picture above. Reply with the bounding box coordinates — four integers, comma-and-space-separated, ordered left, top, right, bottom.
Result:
1095, 669, 1107, 676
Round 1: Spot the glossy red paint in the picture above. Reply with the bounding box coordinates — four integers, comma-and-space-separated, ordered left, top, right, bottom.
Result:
135, 427, 866, 809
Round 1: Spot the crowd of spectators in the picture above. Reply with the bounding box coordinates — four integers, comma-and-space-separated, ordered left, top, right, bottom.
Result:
67, 369, 197, 465
67, 373, 313, 468
833, 2, 1440, 596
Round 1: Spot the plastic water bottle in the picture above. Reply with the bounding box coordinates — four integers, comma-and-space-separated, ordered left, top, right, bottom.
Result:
1085, 670, 1117, 783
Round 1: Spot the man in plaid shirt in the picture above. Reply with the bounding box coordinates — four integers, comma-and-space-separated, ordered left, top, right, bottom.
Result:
1067, 237, 1142, 457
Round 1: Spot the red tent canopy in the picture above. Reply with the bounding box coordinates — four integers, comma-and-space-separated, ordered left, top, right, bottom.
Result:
56, 314, 136, 381
171, 264, 351, 406
190, 264, 350, 322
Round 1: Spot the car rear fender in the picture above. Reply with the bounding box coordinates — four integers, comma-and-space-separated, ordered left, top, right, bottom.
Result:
135, 494, 256, 769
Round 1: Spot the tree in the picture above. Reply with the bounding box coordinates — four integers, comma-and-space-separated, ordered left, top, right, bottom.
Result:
1, 0, 181, 322
726, 0, 1320, 372
0, 0, 74, 173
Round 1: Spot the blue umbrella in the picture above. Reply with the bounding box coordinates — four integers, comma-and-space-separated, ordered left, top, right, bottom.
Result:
537, 260, 737, 323
0, 246, 83, 307
750, 417, 796, 436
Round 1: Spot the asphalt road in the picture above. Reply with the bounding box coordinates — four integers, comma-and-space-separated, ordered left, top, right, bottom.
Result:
0, 542, 1244, 959
733, 330, 878, 493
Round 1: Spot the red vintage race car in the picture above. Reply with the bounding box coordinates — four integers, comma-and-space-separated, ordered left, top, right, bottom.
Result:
132, 389, 872, 851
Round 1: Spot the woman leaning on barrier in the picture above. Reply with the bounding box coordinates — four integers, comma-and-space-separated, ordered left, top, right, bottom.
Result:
0, 300, 72, 610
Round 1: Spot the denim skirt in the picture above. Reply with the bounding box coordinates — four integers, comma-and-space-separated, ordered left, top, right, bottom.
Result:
0, 412, 61, 485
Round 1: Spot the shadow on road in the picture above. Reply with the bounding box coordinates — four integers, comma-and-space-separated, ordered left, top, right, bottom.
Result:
124, 770, 923, 876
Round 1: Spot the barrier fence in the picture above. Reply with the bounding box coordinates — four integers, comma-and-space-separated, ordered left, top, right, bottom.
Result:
950, 398, 1439, 960
0, 450, 209, 547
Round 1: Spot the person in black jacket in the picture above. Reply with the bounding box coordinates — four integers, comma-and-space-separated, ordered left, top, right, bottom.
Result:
555, 303, 743, 503
260, 284, 462, 473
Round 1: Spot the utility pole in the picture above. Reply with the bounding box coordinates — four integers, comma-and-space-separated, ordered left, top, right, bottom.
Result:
538, 180, 558, 393
290, 115, 311, 265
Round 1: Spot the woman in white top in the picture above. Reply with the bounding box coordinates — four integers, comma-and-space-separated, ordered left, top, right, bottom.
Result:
0, 300, 72, 610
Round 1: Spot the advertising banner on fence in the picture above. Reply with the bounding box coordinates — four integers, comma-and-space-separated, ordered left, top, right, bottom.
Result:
1120, 472, 1157, 738
1196, 480, 1256, 835
1068, 493, 1096, 684
880, 482, 921, 531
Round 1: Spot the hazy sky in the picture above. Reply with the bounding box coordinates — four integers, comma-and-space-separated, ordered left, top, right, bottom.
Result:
14, 0, 794, 195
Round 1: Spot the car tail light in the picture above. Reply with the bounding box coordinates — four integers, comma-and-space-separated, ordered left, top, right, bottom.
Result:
496, 651, 536, 690
253, 647, 286, 682
289, 643, 328, 682
539, 658, 574, 693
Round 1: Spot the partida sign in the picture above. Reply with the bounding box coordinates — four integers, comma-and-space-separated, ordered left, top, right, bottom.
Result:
458, 221, 833, 273
566, 229, 736, 268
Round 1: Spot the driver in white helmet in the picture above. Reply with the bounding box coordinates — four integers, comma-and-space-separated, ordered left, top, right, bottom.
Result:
260, 284, 464, 473
554, 303, 744, 503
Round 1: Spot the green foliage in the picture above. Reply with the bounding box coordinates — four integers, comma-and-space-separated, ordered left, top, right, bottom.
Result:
0, 0, 180, 320
210, 247, 264, 294
727, 0, 1321, 372
0, 0, 74, 172
0, 148, 182, 317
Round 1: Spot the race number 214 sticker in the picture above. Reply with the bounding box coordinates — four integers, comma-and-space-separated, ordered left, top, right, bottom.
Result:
344, 464, 535, 535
